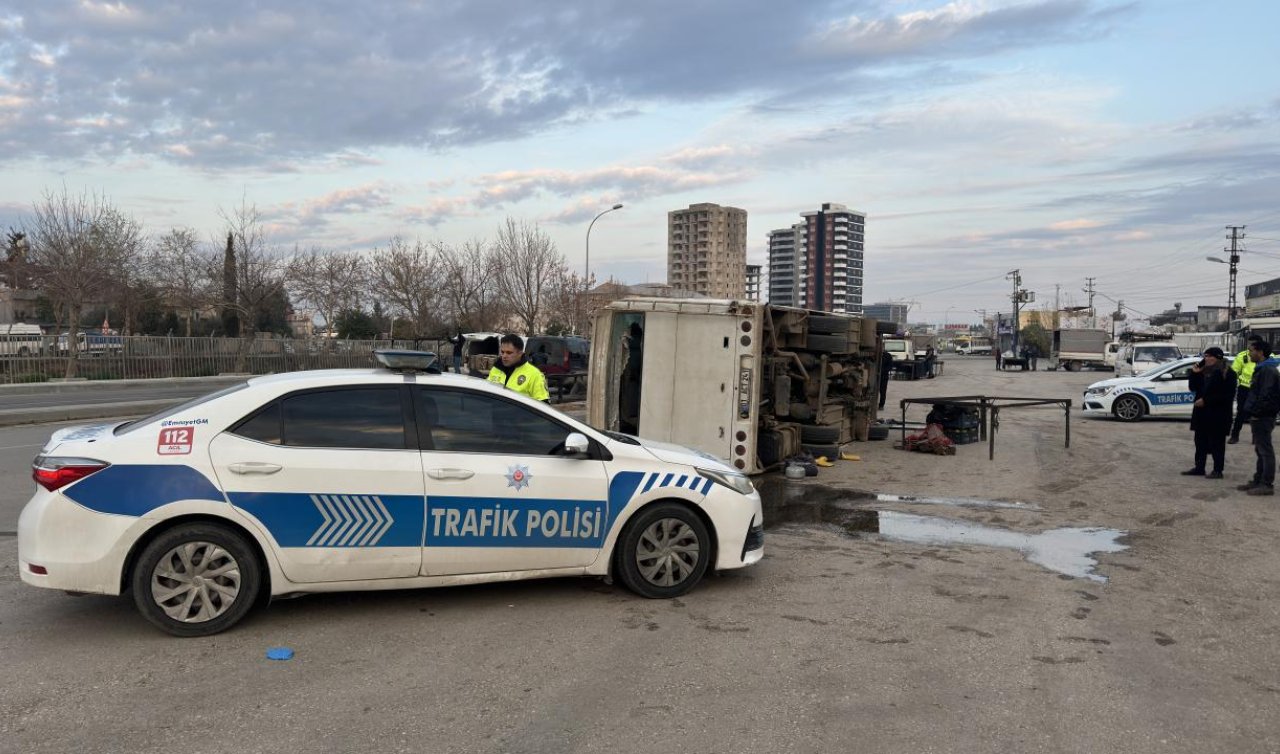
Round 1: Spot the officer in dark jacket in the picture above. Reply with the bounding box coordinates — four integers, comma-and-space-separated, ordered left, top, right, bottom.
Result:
1183, 347, 1236, 478
1239, 339, 1280, 495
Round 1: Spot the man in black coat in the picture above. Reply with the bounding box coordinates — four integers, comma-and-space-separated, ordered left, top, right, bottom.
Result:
1183, 347, 1237, 479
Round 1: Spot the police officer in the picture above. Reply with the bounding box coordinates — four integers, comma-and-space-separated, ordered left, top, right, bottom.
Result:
487, 334, 550, 402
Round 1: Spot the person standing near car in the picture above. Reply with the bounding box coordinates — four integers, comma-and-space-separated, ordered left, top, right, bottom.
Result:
1229, 336, 1266, 444
1238, 340, 1280, 496
1183, 347, 1236, 479
487, 334, 550, 402
449, 330, 466, 374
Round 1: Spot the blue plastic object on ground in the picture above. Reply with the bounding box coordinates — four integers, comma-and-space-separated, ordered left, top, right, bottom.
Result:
266, 647, 294, 661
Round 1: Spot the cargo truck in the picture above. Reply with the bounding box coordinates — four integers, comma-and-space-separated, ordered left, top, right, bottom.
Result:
1047, 328, 1111, 371
587, 298, 884, 474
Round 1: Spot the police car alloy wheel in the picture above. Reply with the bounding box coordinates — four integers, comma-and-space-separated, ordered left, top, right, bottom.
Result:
130, 523, 262, 637
616, 502, 710, 598
1113, 394, 1146, 422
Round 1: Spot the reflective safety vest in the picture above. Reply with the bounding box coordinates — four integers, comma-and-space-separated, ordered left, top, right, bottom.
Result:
487, 359, 550, 401
1232, 350, 1255, 388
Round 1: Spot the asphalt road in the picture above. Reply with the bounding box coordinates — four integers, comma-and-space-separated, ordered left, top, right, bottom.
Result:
0, 421, 80, 532
0, 384, 222, 410
2, 358, 1278, 753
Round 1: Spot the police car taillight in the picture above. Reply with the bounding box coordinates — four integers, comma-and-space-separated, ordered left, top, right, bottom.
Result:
32, 456, 109, 492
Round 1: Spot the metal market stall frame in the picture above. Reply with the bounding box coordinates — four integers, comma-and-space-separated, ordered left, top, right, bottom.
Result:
898, 395, 1072, 460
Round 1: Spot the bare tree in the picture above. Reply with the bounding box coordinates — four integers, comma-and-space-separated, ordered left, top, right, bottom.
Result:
27, 189, 144, 377
152, 227, 215, 336
216, 199, 286, 339
367, 236, 442, 337
286, 246, 366, 337
490, 218, 566, 334
436, 239, 509, 332
546, 269, 597, 336
108, 233, 155, 335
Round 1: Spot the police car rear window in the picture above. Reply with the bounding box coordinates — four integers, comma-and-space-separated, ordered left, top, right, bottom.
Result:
114, 383, 250, 435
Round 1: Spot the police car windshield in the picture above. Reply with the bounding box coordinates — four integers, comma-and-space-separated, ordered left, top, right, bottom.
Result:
1137, 360, 1191, 380
114, 383, 249, 435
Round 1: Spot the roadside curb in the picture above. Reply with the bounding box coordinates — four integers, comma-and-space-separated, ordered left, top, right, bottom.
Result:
0, 400, 178, 428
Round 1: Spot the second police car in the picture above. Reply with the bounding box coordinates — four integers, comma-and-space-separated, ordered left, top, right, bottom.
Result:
1081, 356, 1200, 421
18, 352, 764, 636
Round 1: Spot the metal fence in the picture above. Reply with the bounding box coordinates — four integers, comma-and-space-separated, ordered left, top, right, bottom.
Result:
0, 335, 452, 384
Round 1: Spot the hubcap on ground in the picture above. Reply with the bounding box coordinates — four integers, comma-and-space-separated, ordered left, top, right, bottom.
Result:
635, 518, 700, 587
151, 541, 241, 623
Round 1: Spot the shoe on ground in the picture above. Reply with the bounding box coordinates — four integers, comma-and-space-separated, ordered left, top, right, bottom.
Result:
1246, 485, 1275, 496
1227, 437, 1240, 445
815, 456, 834, 467
1207, 471, 1224, 479
1237, 481, 1261, 491
1180, 468, 1205, 476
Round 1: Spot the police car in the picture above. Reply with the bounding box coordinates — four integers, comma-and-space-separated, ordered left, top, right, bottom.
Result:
18, 351, 764, 636
1081, 356, 1199, 421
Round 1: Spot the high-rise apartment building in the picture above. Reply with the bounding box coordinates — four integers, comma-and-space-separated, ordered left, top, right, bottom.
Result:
766, 223, 806, 306
745, 264, 762, 301
864, 302, 908, 327
766, 203, 866, 313
667, 203, 748, 299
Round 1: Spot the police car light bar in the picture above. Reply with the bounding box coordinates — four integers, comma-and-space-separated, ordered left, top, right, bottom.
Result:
373, 349, 439, 372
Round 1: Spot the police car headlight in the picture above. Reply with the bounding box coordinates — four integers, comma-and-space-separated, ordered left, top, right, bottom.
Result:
1085, 387, 1109, 397
699, 468, 754, 496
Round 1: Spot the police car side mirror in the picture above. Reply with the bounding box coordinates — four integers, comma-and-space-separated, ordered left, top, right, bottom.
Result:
564, 432, 591, 458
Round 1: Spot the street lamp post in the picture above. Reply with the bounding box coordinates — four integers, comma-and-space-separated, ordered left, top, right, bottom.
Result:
1207, 255, 1239, 320
585, 203, 624, 282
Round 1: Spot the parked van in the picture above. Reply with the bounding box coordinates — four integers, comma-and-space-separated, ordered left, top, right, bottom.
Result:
0, 323, 43, 357
1114, 340, 1183, 377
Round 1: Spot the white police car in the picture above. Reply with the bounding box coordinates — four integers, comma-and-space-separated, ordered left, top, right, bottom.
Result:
1081, 356, 1199, 422
18, 351, 763, 636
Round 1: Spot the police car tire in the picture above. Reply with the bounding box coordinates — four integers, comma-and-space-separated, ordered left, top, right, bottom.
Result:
1112, 395, 1146, 422
616, 503, 711, 599
130, 523, 262, 638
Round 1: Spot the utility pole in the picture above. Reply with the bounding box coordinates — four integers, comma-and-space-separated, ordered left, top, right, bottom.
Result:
1008, 269, 1021, 356
1226, 225, 1245, 320
1083, 277, 1096, 317
1006, 269, 1034, 356
1054, 283, 1061, 329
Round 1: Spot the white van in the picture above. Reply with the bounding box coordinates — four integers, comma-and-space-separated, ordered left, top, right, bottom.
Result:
1114, 341, 1183, 377
0, 323, 44, 357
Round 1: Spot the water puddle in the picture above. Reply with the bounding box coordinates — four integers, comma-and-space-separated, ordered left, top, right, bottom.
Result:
874, 493, 1039, 511
758, 480, 1127, 582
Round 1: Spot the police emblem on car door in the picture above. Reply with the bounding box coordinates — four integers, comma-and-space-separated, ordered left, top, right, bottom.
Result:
414, 387, 608, 576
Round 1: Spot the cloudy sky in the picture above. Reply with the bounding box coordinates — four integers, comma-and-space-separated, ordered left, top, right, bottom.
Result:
2, 0, 1278, 324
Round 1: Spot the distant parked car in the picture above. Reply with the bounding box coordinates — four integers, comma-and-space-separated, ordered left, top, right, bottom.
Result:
526, 336, 590, 375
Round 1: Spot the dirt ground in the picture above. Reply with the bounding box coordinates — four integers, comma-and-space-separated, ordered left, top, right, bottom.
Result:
1, 355, 1277, 753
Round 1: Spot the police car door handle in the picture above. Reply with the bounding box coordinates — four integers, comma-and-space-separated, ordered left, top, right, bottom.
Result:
229, 462, 283, 475
427, 468, 475, 480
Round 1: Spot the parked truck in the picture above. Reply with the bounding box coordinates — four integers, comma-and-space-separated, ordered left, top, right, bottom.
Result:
1047, 328, 1111, 371
587, 298, 883, 474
